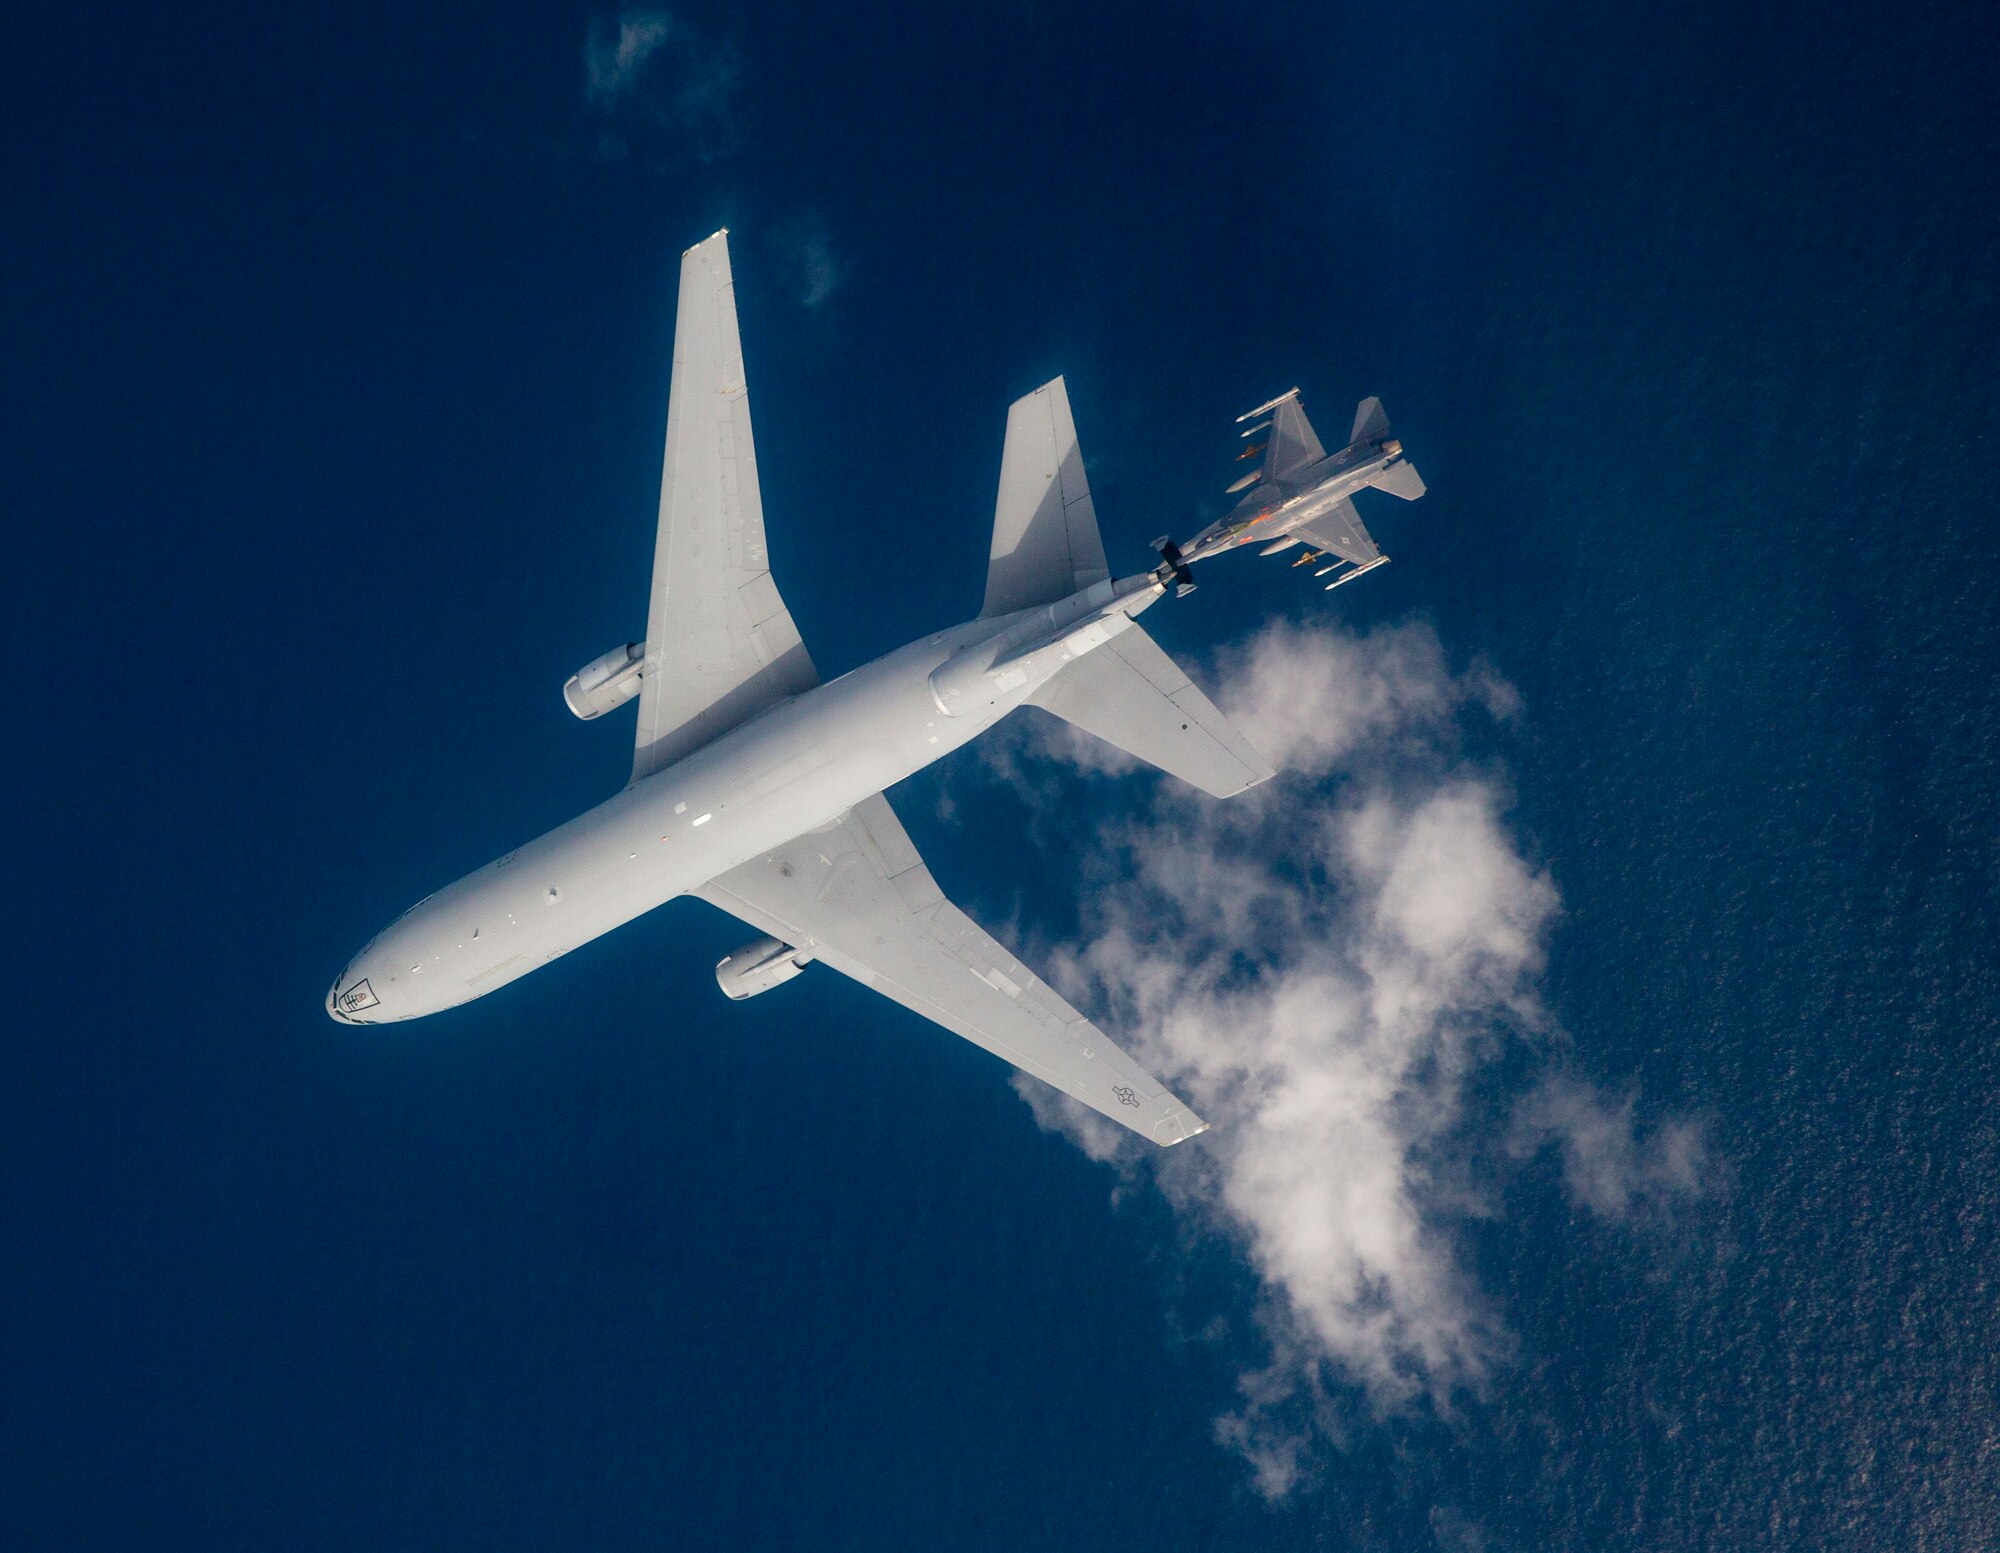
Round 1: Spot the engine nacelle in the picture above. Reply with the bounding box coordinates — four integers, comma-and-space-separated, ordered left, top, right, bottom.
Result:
563, 642, 645, 720
715, 936, 814, 1000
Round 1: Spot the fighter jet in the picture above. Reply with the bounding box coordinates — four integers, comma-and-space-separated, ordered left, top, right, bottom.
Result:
325, 230, 1279, 1147
1154, 387, 1425, 593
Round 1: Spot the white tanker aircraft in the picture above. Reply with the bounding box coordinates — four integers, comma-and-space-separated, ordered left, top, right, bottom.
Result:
327, 230, 1403, 1147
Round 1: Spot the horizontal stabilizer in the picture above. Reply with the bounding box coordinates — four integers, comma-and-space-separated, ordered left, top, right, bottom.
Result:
1032, 627, 1274, 798
1372, 459, 1427, 500
983, 377, 1111, 618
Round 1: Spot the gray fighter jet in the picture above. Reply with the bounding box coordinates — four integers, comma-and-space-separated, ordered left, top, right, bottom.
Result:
325, 230, 1280, 1146
1154, 388, 1425, 593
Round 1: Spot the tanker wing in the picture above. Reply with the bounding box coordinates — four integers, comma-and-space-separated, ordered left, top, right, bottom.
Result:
695, 794, 1207, 1147
631, 230, 819, 782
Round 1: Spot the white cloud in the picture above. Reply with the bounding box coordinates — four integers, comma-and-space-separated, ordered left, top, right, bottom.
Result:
797, 236, 840, 307
1213, 617, 1487, 770
583, 11, 677, 108
773, 215, 848, 309
583, 8, 743, 162
1509, 1075, 1710, 1220
987, 618, 1708, 1495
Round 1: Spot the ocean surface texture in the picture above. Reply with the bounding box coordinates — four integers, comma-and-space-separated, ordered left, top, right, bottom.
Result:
6, 2, 1996, 1548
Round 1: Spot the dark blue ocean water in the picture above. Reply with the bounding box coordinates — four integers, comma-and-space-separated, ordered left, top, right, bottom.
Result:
6, 2, 1996, 1547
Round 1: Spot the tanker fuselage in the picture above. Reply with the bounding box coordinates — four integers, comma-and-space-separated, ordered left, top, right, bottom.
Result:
327, 577, 1164, 1024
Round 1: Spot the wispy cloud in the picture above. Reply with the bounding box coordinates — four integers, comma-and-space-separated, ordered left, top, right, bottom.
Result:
1509, 1075, 1711, 1221
772, 214, 848, 309
583, 7, 743, 163
986, 619, 1709, 1497
583, 10, 676, 107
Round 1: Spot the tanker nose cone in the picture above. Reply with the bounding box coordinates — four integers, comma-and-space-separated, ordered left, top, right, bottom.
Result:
326, 976, 381, 1024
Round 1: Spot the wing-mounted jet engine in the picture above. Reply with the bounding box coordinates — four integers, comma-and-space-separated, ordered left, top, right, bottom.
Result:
1157, 389, 1424, 595
715, 936, 815, 999
564, 641, 645, 719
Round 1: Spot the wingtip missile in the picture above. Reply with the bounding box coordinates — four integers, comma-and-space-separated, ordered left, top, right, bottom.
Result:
1324, 556, 1391, 590
1235, 388, 1301, 423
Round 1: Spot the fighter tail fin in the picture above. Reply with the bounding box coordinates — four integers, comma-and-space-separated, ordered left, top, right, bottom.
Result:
1031, 625, 1273, 798
1349, 396, 1426, 499
1350, 395, 1391, 444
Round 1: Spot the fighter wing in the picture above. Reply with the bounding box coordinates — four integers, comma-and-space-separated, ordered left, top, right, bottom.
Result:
695, 794, 1208, 1146
1296, 496, 1383, 567
1237, 388, 1327, 486
632, 231, 819, 783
